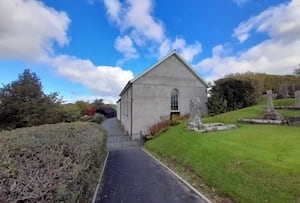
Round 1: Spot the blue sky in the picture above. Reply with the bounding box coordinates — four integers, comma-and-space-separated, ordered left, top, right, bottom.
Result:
0, 0, 299, 103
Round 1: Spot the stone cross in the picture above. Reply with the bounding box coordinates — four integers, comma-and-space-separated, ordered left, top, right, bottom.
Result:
266, 90, 274, 112
295, 90, 300, 107
188, 97, 202, 129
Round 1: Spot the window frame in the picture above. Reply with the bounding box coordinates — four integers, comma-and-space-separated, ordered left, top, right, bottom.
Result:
171, 88, 179, 112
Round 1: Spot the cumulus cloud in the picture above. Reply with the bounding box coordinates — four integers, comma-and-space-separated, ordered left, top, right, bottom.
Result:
159, 37, 202, 62
103, 0, 201, 63
197, 0, 300, 82
114, 35, 139, 64
103, 0, 121, 21
233, 0, 251, 7
103, 0, 164, 43
0, 0, 70, 61
233, 0, 300, 43
0, 0, 134, 101
49, 55, 134, 98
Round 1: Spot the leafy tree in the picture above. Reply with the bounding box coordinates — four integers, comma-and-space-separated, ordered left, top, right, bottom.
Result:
208, 78, 256, 115
226, 72, 300, 99
91, 99, 105, 109
75, 100, 89, 115
0, 69, 64, 130
294, 68, 300, 77
61, 103, 81, 122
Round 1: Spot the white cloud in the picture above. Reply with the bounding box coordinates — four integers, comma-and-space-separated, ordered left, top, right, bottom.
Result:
103, 0, 164, 44
0, 0, 70, 61
233, 1, 300, 43
64, 95, 118, 104
159, 37, 202, 62
103, 0, 202, 63
0, 0, 134, 102
114, 35, 139, 64
103, 0, 121, 21
233, 0, 251, 7
49, 55, 134, 98
197, 0, 300, 82
125, 0, 165, 43
212, 45, 224, 57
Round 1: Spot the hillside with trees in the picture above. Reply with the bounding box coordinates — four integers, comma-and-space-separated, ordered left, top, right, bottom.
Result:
226, 72, 300, 98
208, 72, 300, 115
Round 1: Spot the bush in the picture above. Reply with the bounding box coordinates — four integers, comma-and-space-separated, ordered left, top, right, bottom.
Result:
147, 114, 189, 139
171, 114, 189, 126
208, 78, 256, 115
147, 120, 171, 138
0, 122, 107, 202
80, 113, 105, 124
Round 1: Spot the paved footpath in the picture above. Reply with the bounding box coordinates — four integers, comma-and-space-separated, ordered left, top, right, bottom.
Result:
94, 118, 205, 203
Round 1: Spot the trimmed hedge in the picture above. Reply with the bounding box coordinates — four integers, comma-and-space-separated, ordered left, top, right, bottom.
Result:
0, 122, 107, 202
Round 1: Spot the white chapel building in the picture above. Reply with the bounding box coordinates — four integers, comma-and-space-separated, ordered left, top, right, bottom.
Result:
117, 51, 208, 139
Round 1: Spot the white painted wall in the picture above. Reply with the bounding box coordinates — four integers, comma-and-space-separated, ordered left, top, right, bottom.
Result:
120, 85, 132, 135
120, 54, 208, 139
116, 100, 121, 120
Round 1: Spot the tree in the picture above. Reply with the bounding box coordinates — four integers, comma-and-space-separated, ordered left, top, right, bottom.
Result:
61, 103, 81, 122
208, 78, 256, 115
91, 99, 105, 109
294, 68, 300, 77
75, 100, 89, 115
0, 69, 64, 130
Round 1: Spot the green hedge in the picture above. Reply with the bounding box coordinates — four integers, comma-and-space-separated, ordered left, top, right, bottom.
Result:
0, 122, 107, 202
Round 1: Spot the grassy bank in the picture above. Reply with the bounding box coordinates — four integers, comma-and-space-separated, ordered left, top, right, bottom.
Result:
0, 122, 107, 202
145, 100, 300, 202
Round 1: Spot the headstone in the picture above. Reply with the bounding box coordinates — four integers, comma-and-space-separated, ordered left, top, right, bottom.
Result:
263, 90, 283, 120
266, 90, 274, 112
295, 90, 300, 107
188, 97, 202, 129
279, 84, 289, 98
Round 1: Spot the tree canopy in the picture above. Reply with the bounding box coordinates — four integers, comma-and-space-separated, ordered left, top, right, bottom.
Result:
226, 72, 300, 98
0, 69, 64, 130
208, 78, 256, 115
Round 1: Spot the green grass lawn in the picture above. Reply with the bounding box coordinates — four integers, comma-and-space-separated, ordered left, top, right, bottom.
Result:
145, 99, 300, 203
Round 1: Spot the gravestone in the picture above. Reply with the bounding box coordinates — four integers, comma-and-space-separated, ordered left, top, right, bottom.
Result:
278, 84, 289, 98
295, 90, 300, 107
263, 90, 283, 120
266, 90, 274, 112
188, 97, 202, 129
188, 97, 236, 133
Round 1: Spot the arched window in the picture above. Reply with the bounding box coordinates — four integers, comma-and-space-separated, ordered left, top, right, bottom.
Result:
171, 89, 179, 111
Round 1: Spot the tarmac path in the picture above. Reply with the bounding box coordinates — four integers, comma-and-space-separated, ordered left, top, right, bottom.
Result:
94, 118, 205, 203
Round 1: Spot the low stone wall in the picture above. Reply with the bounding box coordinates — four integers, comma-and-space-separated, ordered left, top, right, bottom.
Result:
287, 116, 300, 126
274, 106, 300, 110
189, 123, 236, 133
239, 117, 300, 126
238, 118, 288, 125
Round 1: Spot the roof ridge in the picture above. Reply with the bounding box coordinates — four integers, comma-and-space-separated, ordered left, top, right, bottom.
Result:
119, 51, 208, 96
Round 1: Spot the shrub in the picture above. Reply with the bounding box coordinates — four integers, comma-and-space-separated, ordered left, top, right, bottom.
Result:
0, 122, 107, 202
171, 114, 189, 126
147, 114, 189, 139
80, 113, 105, 124
208, 78, 256, 115
147, 119, 171, 138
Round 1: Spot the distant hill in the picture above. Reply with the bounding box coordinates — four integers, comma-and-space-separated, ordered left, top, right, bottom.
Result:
226, 72, 300, 98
